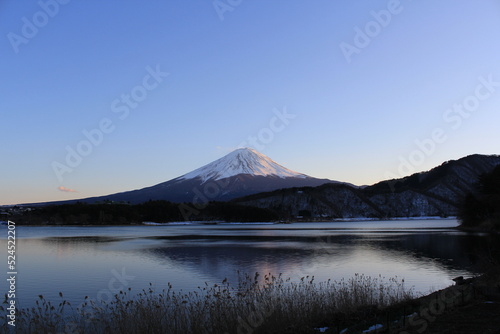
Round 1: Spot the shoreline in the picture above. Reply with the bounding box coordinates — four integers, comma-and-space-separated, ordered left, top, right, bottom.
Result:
456, 225, 500, 235
5, 273, 499, 333
4, 216, 460, 227
318, 274, 500, 333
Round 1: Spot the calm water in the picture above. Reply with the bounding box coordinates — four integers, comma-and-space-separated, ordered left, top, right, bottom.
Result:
1, 219, 495, 308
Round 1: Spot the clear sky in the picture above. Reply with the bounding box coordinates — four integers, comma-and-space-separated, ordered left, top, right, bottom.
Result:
2, 0, 500, 205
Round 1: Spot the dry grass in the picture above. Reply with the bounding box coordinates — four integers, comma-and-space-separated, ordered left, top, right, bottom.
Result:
2, 273, 415, 334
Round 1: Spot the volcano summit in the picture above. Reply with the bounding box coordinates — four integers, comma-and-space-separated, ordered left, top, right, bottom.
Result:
180, 148, 308, 182
58, 148, 334, 204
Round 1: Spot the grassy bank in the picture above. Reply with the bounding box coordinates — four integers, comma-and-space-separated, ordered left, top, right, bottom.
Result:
2, 273, 415, 334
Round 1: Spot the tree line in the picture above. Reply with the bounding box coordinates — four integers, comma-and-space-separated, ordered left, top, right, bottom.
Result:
459, 165, 500, 230
11, 200, 278, 225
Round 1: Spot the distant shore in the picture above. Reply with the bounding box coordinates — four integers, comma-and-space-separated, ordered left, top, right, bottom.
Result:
2, 214, 463, 226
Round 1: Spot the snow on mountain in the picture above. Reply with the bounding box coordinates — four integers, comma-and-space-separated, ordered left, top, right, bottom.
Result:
32, 148, 333, 205
235, 154, 500, 218
179, 148, 308, 182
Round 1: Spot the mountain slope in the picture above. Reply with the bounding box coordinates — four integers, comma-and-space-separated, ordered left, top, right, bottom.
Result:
233, 154, 500, 218
180, 148, 307, 182
45, 148, 334, 205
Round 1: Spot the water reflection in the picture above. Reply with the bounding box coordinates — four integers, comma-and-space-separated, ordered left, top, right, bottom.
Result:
140, 230, 491, 292
2, 221, 498, 307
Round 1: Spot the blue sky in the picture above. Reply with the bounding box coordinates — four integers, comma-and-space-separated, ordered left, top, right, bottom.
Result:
2, 0, 500, 205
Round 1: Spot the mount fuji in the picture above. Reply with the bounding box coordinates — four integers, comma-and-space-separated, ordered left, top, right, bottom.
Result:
180, 148, 309, 182
59, 148, 335, 204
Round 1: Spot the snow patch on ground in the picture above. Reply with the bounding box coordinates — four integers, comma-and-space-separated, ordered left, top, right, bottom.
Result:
362, 324, 383, 333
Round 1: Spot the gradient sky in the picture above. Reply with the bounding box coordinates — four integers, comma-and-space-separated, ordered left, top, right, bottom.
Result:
2, 0, 500, 205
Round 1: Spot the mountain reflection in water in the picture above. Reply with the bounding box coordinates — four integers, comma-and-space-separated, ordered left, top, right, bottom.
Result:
4, 220, 497, 307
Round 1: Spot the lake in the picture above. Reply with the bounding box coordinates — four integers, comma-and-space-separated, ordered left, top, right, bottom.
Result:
1, 219, 494, 309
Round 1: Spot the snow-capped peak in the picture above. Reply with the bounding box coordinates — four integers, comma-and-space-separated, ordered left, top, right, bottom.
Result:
179, 148, 308, 182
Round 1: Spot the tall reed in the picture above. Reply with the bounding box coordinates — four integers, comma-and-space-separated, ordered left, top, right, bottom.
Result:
2, 273, 415, 334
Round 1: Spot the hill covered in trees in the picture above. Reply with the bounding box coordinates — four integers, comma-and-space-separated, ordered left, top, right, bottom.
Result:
459, 165, 500, 231
9, 200, 278, 225
234, 154, 500, 219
